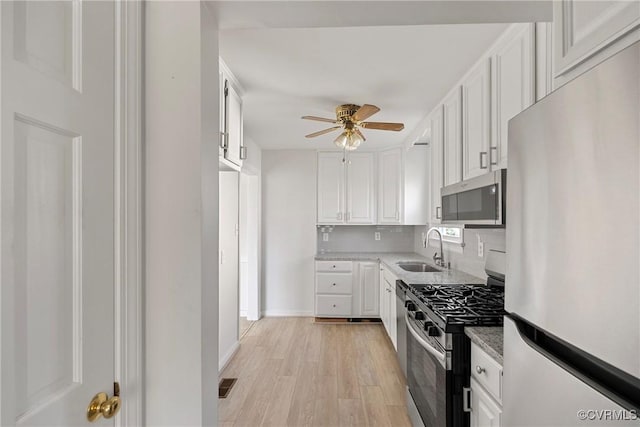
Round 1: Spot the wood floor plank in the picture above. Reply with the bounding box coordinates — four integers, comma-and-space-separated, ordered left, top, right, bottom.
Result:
385, 404, 413, 427
360, 386, 393, 427
233, 359, 281, 426
286, 360, 318, 426
318, 325, 338, 377
260, 376, 297, 427
312, 375, 339, 427
338, 399, 367, 426
337, 327, 360, 399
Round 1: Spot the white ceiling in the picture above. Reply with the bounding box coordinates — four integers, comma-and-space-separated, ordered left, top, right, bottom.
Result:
220, 23, 510, 150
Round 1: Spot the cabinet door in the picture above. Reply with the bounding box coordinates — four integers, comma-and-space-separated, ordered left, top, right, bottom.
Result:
470, 378, 502, 427
317, 152, 345, 224
553, 0, 640, 84
346, 152, 376, 224
359, 262, 379, 316
225, 81, 243, 167
443, 87, 463, 186
430, 107, 444, 223
219, 73, 225, 157
463, 59, 492, 180
492, 24, 535, 170
387, 282, 397, 350
378, 148, 403, 224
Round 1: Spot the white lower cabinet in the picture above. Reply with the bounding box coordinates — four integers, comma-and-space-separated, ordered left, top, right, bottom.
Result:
379, 265, 398, 349
467, 341, 503, 427
315, 260, 379, 318
470, 378, 502, 427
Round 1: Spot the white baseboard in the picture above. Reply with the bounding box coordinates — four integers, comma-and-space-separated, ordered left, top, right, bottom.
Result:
218, 341, 240, 374
262, 309, 314, 317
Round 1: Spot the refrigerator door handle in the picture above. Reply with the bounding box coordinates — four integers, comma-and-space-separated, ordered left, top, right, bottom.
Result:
510, 315, 640, 412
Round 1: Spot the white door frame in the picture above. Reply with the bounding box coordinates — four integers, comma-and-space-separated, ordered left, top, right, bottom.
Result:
114, 1, 143, 426
0, 1, 143, 425
239, 167, 261, 321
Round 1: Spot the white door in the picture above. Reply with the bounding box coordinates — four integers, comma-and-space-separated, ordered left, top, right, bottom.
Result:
491, 24, 534, 170
219, 171, 239, 367
429, 106, 444, 223
317, 152, 345, 224
463, 59, 491, 180
346, 152, 375, 224
378, 148, 402, 224
443, 87, 463, 186
2, 1, 117, 425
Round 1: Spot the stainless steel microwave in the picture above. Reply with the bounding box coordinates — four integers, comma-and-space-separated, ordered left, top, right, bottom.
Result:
440, 169, 506, 226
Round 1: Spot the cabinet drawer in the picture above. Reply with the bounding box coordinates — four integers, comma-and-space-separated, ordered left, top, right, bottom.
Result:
316, 273, 352, 294
471, 341, 503, 404
316, 260, 353, 272
316, 295, 352, 317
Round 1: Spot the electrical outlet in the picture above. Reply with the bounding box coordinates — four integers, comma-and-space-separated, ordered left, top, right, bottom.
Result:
477, 235, 484, 258
374, 232, 381, 241
323, 233, 329, 242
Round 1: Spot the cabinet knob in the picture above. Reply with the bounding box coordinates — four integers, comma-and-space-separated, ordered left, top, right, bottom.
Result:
475, 365, 485, 374
332, 283, 336, 286
332, 304, 336, 308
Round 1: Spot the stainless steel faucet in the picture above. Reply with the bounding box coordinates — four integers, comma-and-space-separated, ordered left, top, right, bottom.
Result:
426, 227, 446, 267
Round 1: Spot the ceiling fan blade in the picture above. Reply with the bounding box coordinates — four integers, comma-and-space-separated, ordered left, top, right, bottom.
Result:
305, 126, 342, 138
359, 122, 405, 131
354, 128, 366, 141
352, 104, 380, 122
302, 115, 340, 124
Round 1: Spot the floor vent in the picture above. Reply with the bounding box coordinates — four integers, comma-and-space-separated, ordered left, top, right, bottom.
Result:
218, 378, 237, 399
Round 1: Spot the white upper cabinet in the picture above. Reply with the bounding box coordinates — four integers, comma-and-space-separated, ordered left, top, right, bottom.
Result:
317, 151, 375, 224
443, 87, 463, 186
378, 148, 403, 224
553, 0, 640, 85
462, 58, 492, 180
317, 152, 345, 224
346, 152, 376, 224
219, 59, 245, 170
491, 24, 535, 170
430, 106, 444, 224
225, 82, 243, 166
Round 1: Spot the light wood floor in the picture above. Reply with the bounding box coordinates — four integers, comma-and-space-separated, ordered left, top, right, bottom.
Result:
219, 317, 412, 427
239, 316, 255, 339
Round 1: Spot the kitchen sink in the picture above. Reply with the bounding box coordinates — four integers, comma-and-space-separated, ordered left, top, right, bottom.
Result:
396, 262, 441, 273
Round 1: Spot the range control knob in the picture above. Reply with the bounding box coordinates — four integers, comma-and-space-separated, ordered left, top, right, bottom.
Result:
427, 326, 441, 337
414, 311, 425, 321
406, 303, 417, 312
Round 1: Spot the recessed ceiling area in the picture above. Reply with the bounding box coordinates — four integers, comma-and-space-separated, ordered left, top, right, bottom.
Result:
220, 24, 511, 150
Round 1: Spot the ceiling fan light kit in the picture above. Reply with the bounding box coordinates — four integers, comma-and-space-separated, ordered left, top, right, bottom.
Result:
302, 103, 405, 151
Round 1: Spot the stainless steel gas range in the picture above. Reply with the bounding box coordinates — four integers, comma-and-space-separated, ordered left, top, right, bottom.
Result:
399, 253, 506, 427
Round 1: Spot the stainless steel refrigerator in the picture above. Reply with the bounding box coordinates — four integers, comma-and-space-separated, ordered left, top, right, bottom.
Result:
504, 41, 640, 426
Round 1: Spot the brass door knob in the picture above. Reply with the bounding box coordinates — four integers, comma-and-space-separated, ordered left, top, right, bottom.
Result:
87, 392, 122, 422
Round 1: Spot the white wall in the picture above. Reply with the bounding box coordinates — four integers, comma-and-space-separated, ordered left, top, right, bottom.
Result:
219, 171, 239, 371
145, 2, 218, 425
262, 150, 316, 316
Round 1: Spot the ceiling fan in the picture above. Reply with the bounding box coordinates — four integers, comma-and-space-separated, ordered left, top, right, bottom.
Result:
302, 104, 404, 151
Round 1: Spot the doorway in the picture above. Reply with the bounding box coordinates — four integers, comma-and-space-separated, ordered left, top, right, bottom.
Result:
239, 171, 261, 336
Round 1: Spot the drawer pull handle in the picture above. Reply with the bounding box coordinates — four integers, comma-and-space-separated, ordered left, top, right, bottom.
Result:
476, 365, 485, 374
333, 265, 336, 268
333, 304, 336, 307
332, 283, 336, 286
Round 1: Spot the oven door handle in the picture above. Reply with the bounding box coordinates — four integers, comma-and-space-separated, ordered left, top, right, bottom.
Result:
405, 313, 447, 366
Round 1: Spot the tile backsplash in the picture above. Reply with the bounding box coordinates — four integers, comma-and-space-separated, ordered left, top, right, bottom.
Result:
317, 225, 415, 253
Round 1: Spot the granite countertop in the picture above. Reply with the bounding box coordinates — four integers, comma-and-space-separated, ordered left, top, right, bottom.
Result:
465, 326, 504, 366
314, 252, 485, 286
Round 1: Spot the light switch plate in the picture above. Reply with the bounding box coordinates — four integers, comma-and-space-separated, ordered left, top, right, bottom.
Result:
374, 232, 381, 241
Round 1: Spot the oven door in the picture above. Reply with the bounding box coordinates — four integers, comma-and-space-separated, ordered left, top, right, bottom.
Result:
406, 313, 452, 427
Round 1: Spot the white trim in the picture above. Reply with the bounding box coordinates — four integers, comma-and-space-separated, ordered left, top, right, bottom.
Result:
115, 2, 144, 426
218, 342, 240, 374
262, 310, 315, 317
219, 57, 245, 96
